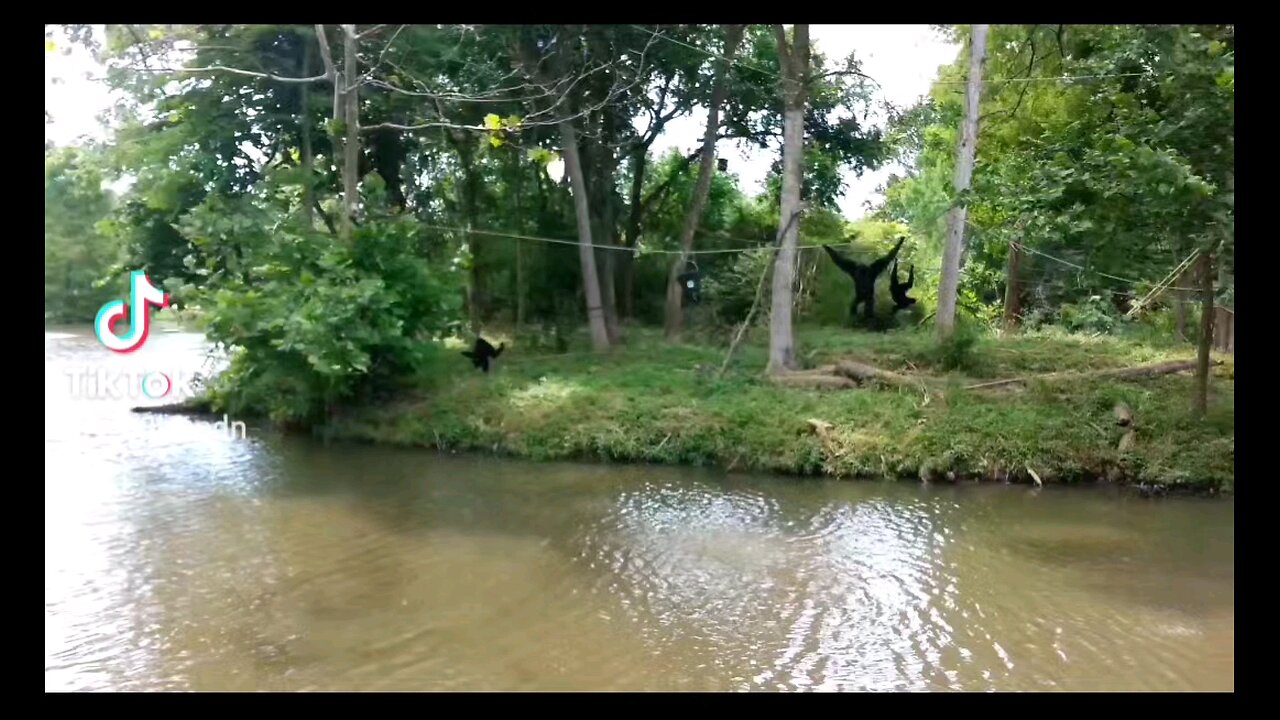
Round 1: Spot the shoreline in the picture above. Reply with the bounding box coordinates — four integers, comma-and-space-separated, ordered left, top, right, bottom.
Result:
323, 428, 1232, 498
140, 398, 1230, 498
137, 327, 1234, 496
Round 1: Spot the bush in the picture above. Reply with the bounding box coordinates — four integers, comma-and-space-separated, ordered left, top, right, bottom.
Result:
704, 248, 772, 326
928, 317, 985, 372
178, 199, 463, 426
1059, 295, 1122, 334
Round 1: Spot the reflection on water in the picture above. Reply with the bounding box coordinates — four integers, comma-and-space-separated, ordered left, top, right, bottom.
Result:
45, 328, 1234, 691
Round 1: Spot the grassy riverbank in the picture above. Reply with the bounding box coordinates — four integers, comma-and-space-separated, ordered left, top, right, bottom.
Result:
326, 325, 1234, 493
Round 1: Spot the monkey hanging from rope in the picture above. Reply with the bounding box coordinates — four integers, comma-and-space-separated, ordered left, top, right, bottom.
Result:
889, 259, 917, 312
822, 236, 907, 325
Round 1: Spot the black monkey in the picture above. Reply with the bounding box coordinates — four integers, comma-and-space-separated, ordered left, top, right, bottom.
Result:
461, 337, 504, 373
822, 236, 906, 324
889, 259, 917, 311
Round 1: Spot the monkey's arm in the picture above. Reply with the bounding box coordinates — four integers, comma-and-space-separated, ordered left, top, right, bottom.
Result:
869, 237, 907, 276
822, 245, 862, 277
906, 264, 915, 289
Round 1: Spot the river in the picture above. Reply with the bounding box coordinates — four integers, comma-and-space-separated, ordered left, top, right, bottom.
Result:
44, 327, 1234, 691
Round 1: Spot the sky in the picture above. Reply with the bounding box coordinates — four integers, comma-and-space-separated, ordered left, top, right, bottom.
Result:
44, 25, 959, 219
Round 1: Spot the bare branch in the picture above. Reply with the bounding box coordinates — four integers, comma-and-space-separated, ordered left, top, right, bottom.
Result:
370, 24, 405, 67
314, 24, 336, 79
362, 120, 487, 132
315, 25, 340, 123
361, 78, 539, 103
980, 25, 1039, 123
814, 68, 881, 88
120, 64, 329, 83
773, 25, 792, 75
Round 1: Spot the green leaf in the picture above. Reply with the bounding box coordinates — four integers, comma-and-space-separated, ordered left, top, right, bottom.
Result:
528, 148, 557, 165
483, 114, 503, 131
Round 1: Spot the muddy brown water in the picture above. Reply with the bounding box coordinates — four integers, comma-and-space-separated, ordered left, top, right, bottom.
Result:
45, 328, 1233, 691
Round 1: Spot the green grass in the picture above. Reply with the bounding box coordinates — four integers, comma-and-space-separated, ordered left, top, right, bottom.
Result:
330, 324, 1234, 492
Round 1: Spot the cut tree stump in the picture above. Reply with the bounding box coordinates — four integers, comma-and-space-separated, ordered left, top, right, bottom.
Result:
805, 418, 841, 461
1114, 402, 1134, 427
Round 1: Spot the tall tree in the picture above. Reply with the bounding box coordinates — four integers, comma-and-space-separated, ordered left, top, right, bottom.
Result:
664, 25, 744, 340
767, 24, 809, 373
515, 27, 613, 351
936, 23, 987, 339
339, 25, 361, 240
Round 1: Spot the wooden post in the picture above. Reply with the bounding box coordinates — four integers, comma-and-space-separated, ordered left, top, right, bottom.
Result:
1002, 241, 1022, 333
1194, 250, 1214, 419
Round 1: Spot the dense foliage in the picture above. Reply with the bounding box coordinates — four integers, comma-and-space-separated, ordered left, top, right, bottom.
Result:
879, 25, 1234, 329
45, 23, 1233, 429
44, 145, 123, 322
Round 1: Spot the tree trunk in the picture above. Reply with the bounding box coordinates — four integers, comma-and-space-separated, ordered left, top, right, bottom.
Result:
455, 139, 483, 333
767, 24, 809, 374
1194, 250, 1214, 419
299, 41, 316, 230
340, 25, 360, 242
513, 155, 526, 331
937, 24, 988, 339
516, 239, 526, 329
1174, 291, 1188, 341
560, 122, 611, 351
621, 151, 647, 320
595, 187, 622, 345
665, 25, 744, 341
1002, 239, 1022, 332
599, 245, 620, 344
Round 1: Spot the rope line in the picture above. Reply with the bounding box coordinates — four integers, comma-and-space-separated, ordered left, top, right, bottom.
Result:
423, 220, 1212, 293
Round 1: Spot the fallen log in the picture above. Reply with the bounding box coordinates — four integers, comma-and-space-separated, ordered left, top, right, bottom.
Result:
833, 360, 918, 388
1118, 428, 1137, 453
769, 373, 857, 390
964, 359, 1215, 391
787, 365, 839, 377
130, 399, 214, 416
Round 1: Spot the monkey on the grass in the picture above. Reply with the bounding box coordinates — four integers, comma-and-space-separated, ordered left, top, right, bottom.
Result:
461, 337, 504, 373
822, 236, 907, 325
889, 259, 917, 312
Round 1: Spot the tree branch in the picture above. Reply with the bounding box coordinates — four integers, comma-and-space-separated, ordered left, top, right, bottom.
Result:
314, 24, 336, 78
772, 25, 792, 75
313, 197, 338, 235
980, 26, 1039, 122
814, 68, 881, 88
122, 64, 329, 83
